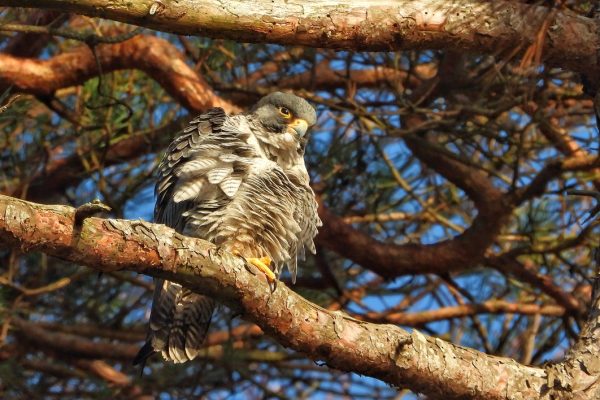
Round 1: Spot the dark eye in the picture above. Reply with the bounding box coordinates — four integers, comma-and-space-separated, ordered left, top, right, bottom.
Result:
278, 107, 291, 118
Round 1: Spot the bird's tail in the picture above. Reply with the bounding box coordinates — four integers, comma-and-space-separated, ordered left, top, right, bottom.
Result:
134, 279, 215, 365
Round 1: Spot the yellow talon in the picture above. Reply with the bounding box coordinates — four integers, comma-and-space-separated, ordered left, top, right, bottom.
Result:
246, 256, 276, 282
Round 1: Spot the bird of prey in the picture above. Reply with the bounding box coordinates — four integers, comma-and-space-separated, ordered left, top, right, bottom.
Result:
134, 92, 321, 364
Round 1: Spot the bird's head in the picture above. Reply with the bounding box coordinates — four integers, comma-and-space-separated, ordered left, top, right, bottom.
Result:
250, 92, 317, 149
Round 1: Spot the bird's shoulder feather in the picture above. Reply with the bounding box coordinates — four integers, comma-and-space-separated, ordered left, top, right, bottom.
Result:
154, 108, 254, 231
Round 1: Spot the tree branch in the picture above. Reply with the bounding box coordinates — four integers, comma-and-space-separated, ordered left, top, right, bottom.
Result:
317, 132, 513, 278
6, 0, 599, 81
0, 34, 238, 113
1, 10, 68, 58
73, 360, 152, 400
487, 255, 585, 317
366, 300, 565, 326
514, 155, 600, 203
317, 203, 507, 278
16, 117, 189, 201
539, 117, 600, 192
0, 193, 549, 400
545, 252, 600, 398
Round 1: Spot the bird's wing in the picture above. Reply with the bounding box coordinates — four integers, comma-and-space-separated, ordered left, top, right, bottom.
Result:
285, 172, 322, 282
154, 108, 254, 233
140, 108, 254, 364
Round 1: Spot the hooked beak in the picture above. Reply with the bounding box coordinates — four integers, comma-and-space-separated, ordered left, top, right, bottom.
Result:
287, 118, 309, 137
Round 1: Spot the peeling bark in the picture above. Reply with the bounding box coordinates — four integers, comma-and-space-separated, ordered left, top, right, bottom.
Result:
547, 255, 600, 399
5, 0, 599, 82
0, 193, 555, 400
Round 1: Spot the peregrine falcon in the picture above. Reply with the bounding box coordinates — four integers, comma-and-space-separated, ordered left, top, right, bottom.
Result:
134, 92, 321, 364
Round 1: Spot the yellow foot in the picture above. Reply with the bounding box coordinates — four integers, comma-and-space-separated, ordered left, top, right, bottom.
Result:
246, 256, 276, 282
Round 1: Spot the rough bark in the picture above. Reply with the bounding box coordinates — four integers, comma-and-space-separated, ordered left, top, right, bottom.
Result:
545, 253, 600, 399
0, 193, 554, 400
5, 0, 600, 83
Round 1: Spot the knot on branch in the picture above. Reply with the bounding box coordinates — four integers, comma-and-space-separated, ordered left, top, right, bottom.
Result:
74, 200, 111, 226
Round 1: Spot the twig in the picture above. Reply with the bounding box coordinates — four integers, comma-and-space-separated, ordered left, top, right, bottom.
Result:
0, 23, 143, 45
0, 92, 20, 114
567, 190, 600, 224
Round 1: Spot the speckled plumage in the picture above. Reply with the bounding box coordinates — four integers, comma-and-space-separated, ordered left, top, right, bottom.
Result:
135, 93, 321, 364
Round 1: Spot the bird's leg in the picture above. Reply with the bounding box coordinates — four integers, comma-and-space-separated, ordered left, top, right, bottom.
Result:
245, 256, 276, 283
230, 250, 276, 283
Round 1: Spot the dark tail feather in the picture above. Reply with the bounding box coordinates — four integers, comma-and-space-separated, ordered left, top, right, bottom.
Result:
133, 341, 155, 376
141, 279, 215, 364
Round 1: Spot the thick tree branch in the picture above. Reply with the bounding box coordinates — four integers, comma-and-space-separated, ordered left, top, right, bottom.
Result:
318, 203, 506, 278
6, 0, 600, 82
546, 254, 600, 398
0, 193, 549, 400
317, 132, 513, 278
0, 34, 237, 113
